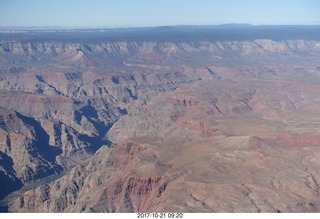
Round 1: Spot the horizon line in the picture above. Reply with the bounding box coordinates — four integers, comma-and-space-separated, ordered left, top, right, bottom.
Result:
1, 23, 320, 30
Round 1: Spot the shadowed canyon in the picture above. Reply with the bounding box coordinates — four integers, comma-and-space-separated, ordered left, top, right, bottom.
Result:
1, 26, 320, 212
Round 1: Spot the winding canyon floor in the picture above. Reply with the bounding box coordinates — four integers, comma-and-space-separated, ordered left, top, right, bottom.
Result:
1, 26, 320, 212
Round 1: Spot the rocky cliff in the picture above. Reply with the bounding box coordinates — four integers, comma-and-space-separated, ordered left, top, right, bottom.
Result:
1, 26, 320, 212
9, 79, 320, 212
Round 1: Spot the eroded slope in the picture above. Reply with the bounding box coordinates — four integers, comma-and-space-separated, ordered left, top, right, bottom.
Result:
9, 78, 320, 212
1, 26, 320, 212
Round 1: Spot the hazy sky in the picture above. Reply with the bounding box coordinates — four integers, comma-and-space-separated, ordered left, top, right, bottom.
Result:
1, 0, 320, 27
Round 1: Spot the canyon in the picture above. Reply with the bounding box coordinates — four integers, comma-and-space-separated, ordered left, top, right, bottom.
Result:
1, 26, 320, 212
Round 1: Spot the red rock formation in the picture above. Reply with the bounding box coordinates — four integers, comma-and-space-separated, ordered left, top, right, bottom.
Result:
2, 28, 320, 212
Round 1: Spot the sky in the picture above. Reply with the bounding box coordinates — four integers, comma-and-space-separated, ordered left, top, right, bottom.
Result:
0, 0, 320, 27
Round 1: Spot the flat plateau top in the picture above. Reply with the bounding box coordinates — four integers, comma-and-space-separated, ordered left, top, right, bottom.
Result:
1, 25, 320, 42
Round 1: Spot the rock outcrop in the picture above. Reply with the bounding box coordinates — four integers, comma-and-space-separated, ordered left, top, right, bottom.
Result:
1, 26, 320, 212
9, 77, 320, 212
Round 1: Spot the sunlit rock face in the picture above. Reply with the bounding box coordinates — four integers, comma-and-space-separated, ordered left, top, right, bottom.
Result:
1, 26, 320, 212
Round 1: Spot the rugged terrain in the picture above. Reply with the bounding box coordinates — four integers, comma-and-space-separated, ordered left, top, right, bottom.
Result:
1, 26, 320, 212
